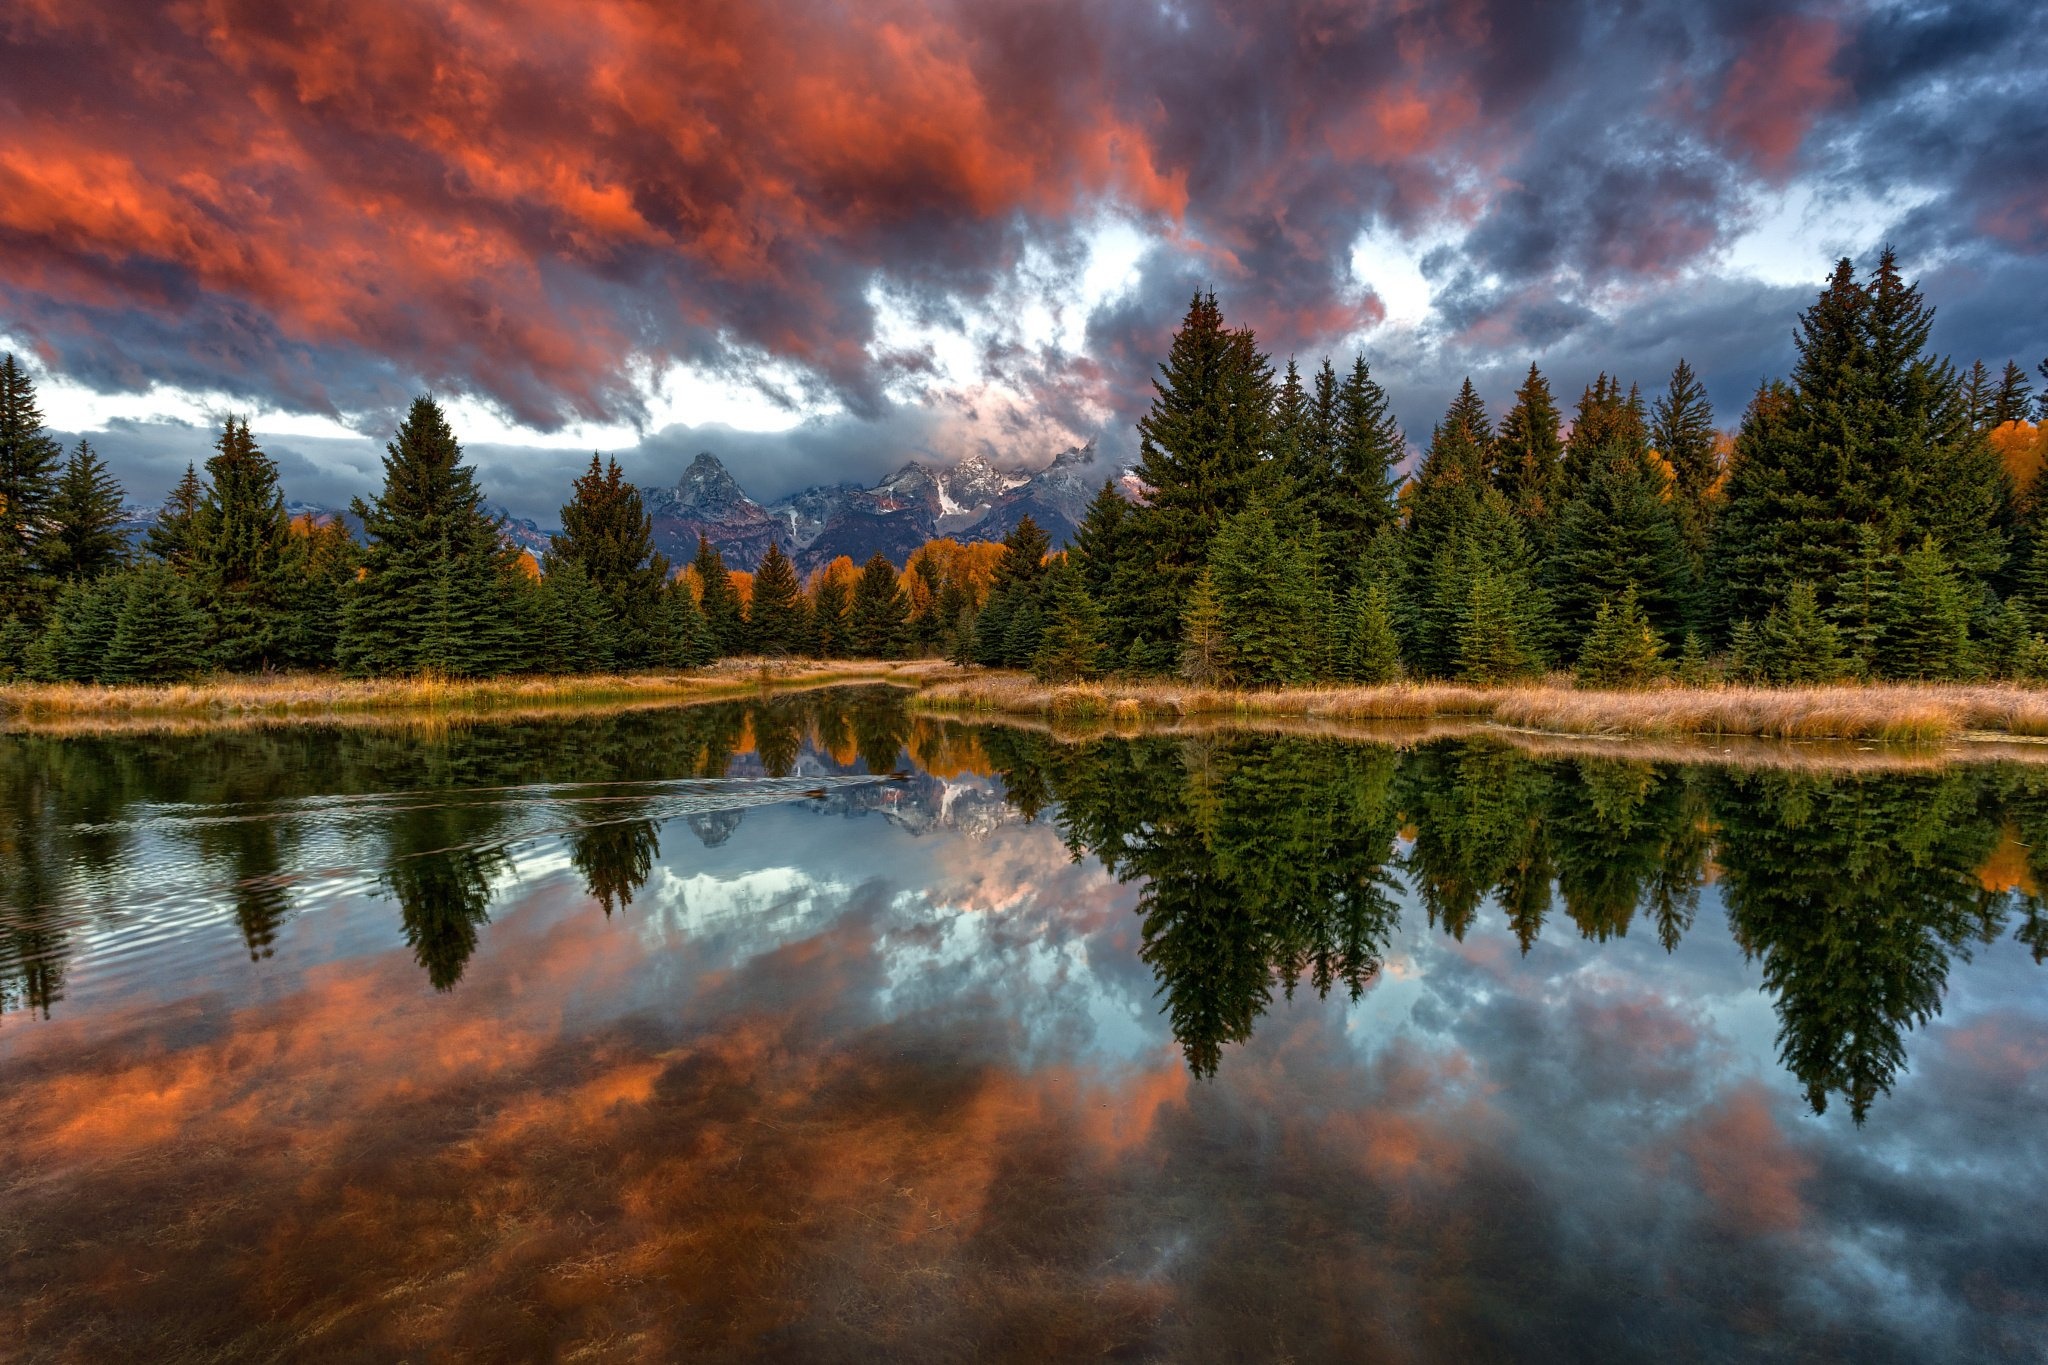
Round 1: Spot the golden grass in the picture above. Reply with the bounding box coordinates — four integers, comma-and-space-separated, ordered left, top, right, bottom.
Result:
0, 658, 944, 734
913, 670, 2048, 745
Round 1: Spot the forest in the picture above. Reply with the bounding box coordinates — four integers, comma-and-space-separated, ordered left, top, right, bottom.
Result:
1, 248, 2045, 690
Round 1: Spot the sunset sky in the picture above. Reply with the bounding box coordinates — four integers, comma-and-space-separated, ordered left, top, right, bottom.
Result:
2, 0, 2043, 519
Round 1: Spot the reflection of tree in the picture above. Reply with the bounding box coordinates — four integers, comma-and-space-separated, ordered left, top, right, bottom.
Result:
753, 703, 804, 778
1716, 769, 2006, 1121
570, 819, 659, 916
1007, 733, 1403, 1077
385, 808, 511, 991
1550, 760, 1711, 948
1398, 741, 1554, 946
846, 693, 911, 776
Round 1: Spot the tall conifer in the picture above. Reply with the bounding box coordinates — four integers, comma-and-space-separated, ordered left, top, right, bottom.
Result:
190, 417, 292, 671
1492, 364, 1564, 536
849, 553, 909, 658
40, 440, 127, 584
691, 535, 745, 657
547, 455, 670, 665
0, 353, 64, 624
144, 464, 206, 568
748, 541, 806, 655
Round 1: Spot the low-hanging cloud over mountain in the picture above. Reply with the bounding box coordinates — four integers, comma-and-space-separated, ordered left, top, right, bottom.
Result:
2, 0, 2043, 514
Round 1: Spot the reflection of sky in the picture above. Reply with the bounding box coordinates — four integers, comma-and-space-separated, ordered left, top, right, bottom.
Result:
4, 763, 2046, 1360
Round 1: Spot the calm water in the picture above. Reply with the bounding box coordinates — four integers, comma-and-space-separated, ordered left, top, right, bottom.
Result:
3, 688, 2045, 1362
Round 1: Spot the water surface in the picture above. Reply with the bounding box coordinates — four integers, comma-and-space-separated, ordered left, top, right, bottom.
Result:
4, 689, 2045, 1361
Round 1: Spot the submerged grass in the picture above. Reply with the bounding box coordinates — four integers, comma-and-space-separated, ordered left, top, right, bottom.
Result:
914, 671, 2048, 744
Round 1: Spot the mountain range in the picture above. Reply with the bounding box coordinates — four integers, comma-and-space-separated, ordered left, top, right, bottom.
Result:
117, 445, 1119, 574
640, 443, 1107, 573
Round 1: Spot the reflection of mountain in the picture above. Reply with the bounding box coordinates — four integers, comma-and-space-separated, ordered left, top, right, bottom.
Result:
641, 444, 1105, 572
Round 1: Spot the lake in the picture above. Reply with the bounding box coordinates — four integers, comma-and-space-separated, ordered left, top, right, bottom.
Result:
3, 687, 2045, 1361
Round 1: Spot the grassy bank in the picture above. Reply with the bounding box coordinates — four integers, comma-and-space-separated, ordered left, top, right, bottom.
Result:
0, 658, 945, 732
913, 671, 2048, 744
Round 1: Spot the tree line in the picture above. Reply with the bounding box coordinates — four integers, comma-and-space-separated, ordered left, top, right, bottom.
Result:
2, 247, 2045, 686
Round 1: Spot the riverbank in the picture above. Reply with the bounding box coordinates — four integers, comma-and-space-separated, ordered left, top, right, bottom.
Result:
0, 659, 946, 733
912, 671, 2048, 744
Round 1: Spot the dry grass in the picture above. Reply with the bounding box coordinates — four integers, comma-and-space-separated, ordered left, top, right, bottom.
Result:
0, 658, 942, 734
914, 670, 2048, 745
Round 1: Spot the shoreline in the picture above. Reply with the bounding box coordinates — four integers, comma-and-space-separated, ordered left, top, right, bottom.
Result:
911, 671, 2048, 746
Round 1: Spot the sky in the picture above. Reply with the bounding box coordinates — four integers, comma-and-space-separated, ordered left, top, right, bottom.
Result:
2, 0, 2044, 522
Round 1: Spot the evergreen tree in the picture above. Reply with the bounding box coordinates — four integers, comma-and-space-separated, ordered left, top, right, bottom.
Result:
143, 464, 206, 567
1325, 356, 1404, 586
1402, 381, 1498, 670
1547, 444, 1694, 642
1492, 363, 1564, 533
992, 514, 1052, 594
1882, 537, 1973, 680
1576, 588, 1667, 688
277, 516, 361, 670
1652, 358, 1718, 561
1454, 569, 1541, 683
848, 552, 909, 658
1561, 375, 1649, 488
1993, 360, 2035, 426
1032, 560, 1107, 682
546, 455, 670, 665
535, 560, 618, 673
663, 579, 717, 667
190, 417, 292, 672
1072, 480, 1132, 641
1742, 582, 1849, 684
747, 541, 806, 655
1339, 582, 1402, 684
31, 573, 126, 681
1125, 292, 1276, 639
0, 354, 64, 624
1417, 486, 1550, 677
1676, 631, 1715, 686
101, 563, 209, 682
39, 441, 127, 584
1829, 524, 1895, 677
811, 570, 852, 659
690, 535, 745, 657
1207, 497, 1318, 687
338, 396, 523, 677
1179, 568, 1230, 685
1961, 359, 1995, 431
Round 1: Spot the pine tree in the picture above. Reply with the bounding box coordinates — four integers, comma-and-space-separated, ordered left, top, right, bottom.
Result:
39, 441, 127, 584
690, 535, 745, 657
0, 354, 64, 623
1961, 360, 1995, 431
748, 541, 806, 655
1072, 479, 1131, 642
1994, 360, 2035, 426
1576, 588, 1666, 689
1747, 582, 1849, 684
1561, 375, 1649, 488
1340, 581, 1402, 684
1417, 486, 1550, 678
1325, 356, 1404, 586
1676, 631, 1716, 686
31, 573, 126, 681
848, 553, 909, 658
1492, 363, 1564, 533
338, 396, 523, 677
993, 515, 1051, 594
278, 515, 361, 670
535, 560, 618, 673
1454, 569, 1540, 683
1207, 497, 1317, 687
1032, 560, 1107, 682
811, 569, 852, 659
547, 455, 670, 665
664, 579, 717, 667
143, 464, 206, 567
101, 563, 209, 682
1652, 359, 1717, 562
1882, 537, 1973, 680
1829, 524, 1894, 677
1124, 292, 1276, 642
190, 417, 292, 672
1547, 445, 1694, 642
1179, 568, 1230, 684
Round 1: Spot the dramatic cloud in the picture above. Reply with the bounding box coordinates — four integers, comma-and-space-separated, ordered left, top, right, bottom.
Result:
1, 0, 2043, 512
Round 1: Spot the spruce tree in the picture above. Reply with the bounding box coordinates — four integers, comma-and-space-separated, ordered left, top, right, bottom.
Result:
278, 516, 361, 670
690, 535, 745, 657
1652, 358, 1718, 562
1993, 360, 2035, 427
102, 563, 209, 683
1882, 537, 1973, 680
1179, 568, 1230, 685
1340, 582, 1402, 684
190, 417, 293, 672
1325, 356, 1404, 586
0, 353, 64, 623
1676, 631, 1715, 686
848, 553, 909, 658
547, 455, 670, 665
811, 569, 853, 659
1547, 444, 1694, 642
1454, 569, 1540, 683
1072, 480, 1131, 640
1207, 497, 1317, 687
32, 574, 126, 681
1418, 486, 1550, 677
144, 464, 206, 567
1125, 292, 1276, 639
1402, 381, 1497, 667
535, 560, 618, 673
338, 396, 523, 677
1561, 375, 1649, 489
1492, 363, 1564, 534
1032, 560, 1107, 682
664, 579, 717, 667
1829, 525, 1895, 677
748, 541, 806, 655
39, 441, 127, 584
1747, 582, 1849, 684
1576, 588, 1666, 689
